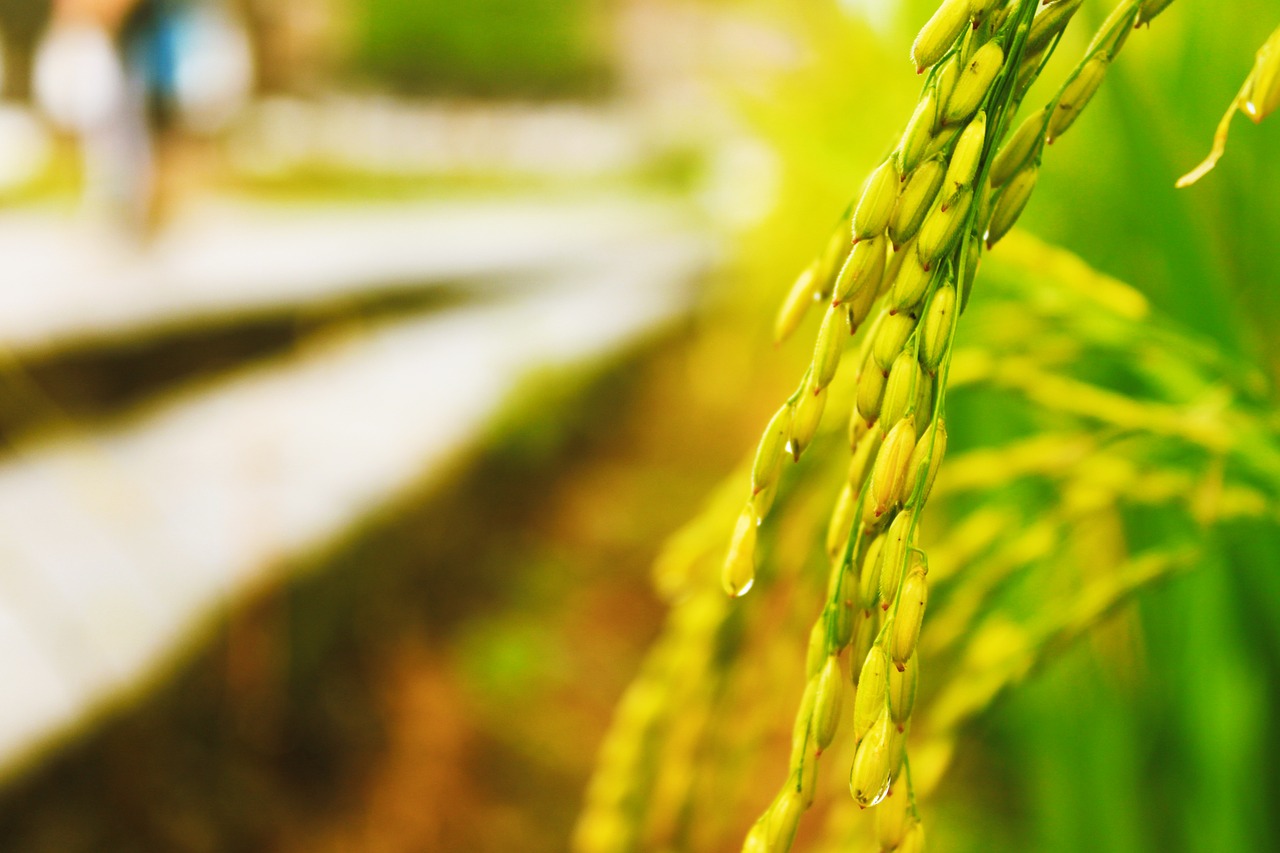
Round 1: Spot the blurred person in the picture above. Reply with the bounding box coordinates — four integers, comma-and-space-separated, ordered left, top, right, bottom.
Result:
122, 0, 253, 132
34, 0, 251, 233
34, 0, 139, 225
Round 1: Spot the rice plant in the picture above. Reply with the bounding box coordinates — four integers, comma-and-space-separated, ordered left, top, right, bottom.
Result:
576, 2, 1280, 851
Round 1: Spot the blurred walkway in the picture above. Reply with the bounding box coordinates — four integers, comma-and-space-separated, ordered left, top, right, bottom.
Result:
0, 195, 714, 780
0, 196, 706, 354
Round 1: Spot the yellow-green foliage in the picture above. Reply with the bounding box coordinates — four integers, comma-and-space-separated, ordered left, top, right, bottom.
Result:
577, 2, 1280, 852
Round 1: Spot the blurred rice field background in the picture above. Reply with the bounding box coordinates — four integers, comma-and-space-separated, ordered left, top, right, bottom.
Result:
0, 1, 1274, 851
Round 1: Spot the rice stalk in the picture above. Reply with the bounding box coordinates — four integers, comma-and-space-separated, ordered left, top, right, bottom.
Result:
732, 3, 1172, 849
1177, 24, 1280, 187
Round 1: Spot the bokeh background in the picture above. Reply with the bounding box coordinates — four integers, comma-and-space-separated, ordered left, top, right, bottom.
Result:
0, 1, 1275, 851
